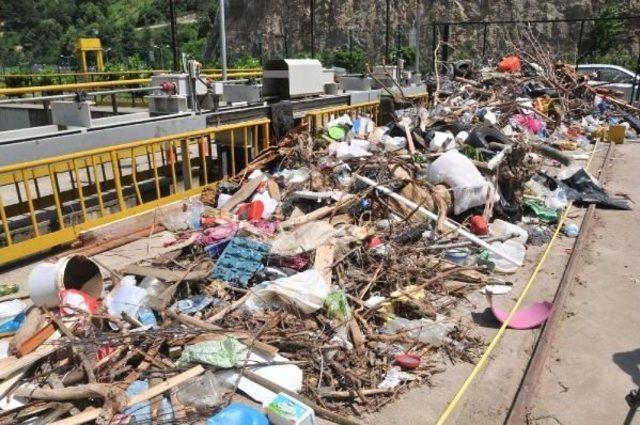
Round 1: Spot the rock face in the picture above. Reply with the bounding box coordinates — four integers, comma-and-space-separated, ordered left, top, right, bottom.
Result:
220, 0, 640, 69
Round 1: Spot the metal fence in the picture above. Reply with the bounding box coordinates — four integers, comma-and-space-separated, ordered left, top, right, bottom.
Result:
0, 119, 270, 265
303, 101, 380, 133
431, 16, 640, 67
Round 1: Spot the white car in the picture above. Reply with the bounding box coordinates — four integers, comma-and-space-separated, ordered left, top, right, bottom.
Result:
577, 64, 639, 103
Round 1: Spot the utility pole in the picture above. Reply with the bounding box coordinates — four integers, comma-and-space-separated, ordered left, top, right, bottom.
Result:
168, 0, 179, 71
415, 2, 421, 73
219, 0, 228, 80
385, 0, 390, 63
310, 0, 315, 58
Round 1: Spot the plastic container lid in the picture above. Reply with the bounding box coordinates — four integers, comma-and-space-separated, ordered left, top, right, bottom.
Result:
328, 126, 346, 141
207, 403, 268, 425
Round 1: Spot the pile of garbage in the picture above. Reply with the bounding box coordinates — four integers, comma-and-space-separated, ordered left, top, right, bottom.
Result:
0, 53, 634, 425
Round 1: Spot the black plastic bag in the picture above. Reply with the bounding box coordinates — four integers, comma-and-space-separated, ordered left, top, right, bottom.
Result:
561, 169, 631, 210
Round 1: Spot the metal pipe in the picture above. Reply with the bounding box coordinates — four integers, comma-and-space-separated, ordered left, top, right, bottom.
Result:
169, 0, 179, 71
482, 22, 488, 59
442, 23, 450, 63
0, 79, 151, 96
310, 0, 315, 58
630, 45, 640, 105
432, 22, 437, 71
220, 0, 228, 80
0, 86, 163, 105
415, 3, 421, 73
354, 174, 523, 266
576, 20, 585, 67
385, 0, 390, 63
433, 15, 640, 26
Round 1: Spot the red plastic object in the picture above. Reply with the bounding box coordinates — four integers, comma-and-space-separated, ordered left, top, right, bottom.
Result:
160, 81, 177, 94
236, 201, 264, 221
469, 215, 488, 235
367, 235, 383, 249
249, 200, 264, 221
498, 55, 522, 73
59, 289, 99, 316
395, 353, 421, 370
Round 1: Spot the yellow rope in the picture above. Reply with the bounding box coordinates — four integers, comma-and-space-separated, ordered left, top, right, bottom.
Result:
435, 142, 600, 424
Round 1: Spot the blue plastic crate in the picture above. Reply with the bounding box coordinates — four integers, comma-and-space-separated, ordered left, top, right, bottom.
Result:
211, 237, 270, 287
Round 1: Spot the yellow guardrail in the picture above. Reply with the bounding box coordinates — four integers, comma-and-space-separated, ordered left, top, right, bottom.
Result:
0, 72, 263, 96
0, 118, 271, 265
0, 68, 262, 79
0, 79, 151, 96
304, 100, 380, 133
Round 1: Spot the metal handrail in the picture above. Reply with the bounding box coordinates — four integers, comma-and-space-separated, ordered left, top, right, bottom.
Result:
303, 100, 381, 133
0, 118, 271, 265
0, 68, 262, 79
0, 72, 263, 96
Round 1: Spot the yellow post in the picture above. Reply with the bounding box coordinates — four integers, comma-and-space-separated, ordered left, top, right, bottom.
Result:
96, 50, 105, 72
79, 52, 88, 73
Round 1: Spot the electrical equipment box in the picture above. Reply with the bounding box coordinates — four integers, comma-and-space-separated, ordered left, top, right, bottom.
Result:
263, 59, 324, 98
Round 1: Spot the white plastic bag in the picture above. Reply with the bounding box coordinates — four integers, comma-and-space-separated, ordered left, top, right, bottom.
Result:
427, 150, 493, 215
332, 141, 372, 160
245, 269, 330, 314
105, 276, 147, 318
429, 131, 455, 152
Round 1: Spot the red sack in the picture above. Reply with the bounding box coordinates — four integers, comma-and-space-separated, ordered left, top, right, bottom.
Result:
498, 55, 521, 73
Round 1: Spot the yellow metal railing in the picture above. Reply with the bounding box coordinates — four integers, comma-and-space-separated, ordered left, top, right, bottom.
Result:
304, 100, 380, 133
0, 68, 261, 79
0, 72, 263, 96
0, 79, 151, 96
0, 118, 270, 265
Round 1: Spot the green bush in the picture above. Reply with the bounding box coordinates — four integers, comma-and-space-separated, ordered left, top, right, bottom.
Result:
334, 48, 366, 73
231, 56, 261, 69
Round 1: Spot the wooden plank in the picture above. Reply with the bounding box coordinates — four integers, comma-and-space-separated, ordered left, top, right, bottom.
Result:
119, 262, 211, 282
313, 244, 335, 284
50, 366, 205, 425
220, 177, 262, 213
0, 332, 61, 380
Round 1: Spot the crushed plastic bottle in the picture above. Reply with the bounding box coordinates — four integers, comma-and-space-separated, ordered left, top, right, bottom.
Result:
178, 371, 233, 413
381, 316, 454, 347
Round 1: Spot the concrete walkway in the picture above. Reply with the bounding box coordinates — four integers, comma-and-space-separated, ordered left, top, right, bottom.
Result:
531, 142, 640, 425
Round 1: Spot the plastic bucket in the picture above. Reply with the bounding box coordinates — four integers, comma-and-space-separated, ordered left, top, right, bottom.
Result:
28, 255, 103, 308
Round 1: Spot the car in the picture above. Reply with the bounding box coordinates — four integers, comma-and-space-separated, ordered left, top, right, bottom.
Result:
576, 64, 640, 104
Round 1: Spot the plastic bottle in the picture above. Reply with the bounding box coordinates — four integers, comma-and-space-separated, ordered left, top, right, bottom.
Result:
383, 317, 453, 347
186, 199, 205, 230
545, 187, 568, 210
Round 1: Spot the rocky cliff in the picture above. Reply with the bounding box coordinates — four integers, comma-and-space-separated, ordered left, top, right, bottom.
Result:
220, 0, 640, 70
